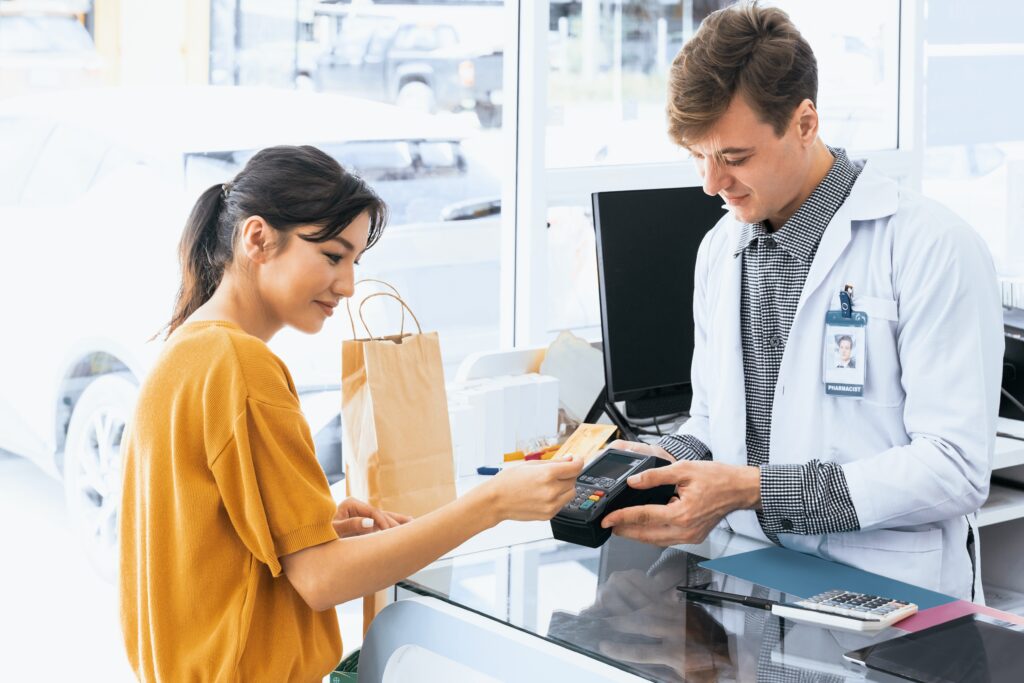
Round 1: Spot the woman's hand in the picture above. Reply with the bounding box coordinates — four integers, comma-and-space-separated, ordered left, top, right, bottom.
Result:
485, 455, 584, 522
332, 497, 412, 538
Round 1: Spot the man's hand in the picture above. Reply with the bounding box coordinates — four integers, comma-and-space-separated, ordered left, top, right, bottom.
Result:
332, 497, 412, 538
601, 461, 761, 545
606, 439, 674, 463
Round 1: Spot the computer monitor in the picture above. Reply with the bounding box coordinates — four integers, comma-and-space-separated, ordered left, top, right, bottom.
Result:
592, 186, 727, 419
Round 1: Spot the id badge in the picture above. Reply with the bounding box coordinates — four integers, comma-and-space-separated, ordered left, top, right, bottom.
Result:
823, 309, 867, 397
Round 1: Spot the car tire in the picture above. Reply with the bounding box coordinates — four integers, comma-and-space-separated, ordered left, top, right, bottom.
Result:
63, 373, 137, 583
396, 80, 436, 113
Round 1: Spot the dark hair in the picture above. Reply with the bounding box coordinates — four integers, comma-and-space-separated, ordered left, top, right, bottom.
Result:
837, 335, 853, 347
163, 145, 387, 338
667, 1, 817, 145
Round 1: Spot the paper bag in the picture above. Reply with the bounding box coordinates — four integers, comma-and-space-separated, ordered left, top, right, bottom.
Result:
341, 289, 456, 518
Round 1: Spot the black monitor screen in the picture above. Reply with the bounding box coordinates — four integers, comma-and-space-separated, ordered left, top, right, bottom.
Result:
593, 186, 726, 405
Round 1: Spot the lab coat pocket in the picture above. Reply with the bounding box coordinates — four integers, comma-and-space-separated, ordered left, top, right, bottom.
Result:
855, 296, 898, 322
857, 296, 902, 407
824, 527, 943, 592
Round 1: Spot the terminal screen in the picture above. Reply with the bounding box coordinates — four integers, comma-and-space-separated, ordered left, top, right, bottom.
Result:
586, 453, 635, 481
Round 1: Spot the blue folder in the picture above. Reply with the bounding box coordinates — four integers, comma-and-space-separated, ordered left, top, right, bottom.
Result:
699, 546, 956, 611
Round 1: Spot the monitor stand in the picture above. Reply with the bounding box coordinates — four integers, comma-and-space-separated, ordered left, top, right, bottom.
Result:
583, 386, 692, 443
583, 386, 638, 441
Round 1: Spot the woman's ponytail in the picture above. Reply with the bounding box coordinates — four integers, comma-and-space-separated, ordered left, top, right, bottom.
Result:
162, 183, 233, 338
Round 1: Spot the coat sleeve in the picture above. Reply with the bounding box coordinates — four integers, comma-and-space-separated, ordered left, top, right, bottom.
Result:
658, 229, 716, 461
841, 207, 1004, 530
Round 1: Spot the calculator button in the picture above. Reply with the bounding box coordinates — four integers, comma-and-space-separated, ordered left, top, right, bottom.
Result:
580, 500, 594, 510
593, 490, 605, 497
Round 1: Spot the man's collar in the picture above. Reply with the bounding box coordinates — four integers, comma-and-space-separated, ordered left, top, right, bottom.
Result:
732, 147, 860, 262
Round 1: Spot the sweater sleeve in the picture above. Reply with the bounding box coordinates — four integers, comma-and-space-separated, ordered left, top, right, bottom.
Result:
210, 398, 338, 577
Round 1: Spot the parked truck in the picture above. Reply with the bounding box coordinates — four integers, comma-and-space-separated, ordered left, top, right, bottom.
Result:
313, 4, 503, 127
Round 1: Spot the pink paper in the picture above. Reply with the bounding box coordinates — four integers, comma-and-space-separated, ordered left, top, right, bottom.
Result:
896, 599, 1024, 633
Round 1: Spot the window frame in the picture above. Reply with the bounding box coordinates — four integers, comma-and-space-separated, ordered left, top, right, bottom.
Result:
506, 0, 924, 348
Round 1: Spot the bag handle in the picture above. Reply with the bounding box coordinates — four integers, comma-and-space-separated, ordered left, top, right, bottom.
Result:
346, 279, 406, 339
357, 292, 423, 339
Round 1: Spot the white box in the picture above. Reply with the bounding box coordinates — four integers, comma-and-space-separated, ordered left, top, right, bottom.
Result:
449, 380, 505, 467
533, 374, 560, 440
447, 400, 480, 477
492, 374, 561, 451
490, 376, 522, 455
503, 374, 536, 448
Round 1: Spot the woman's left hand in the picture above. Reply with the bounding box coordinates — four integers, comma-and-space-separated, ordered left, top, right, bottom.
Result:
333, 497, 412, 538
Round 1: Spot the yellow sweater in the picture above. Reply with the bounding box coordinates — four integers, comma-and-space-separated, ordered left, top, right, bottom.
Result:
120, 321, 341, 681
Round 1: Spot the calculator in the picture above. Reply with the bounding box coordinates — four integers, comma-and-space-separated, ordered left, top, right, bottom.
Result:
771, 589, 918, 632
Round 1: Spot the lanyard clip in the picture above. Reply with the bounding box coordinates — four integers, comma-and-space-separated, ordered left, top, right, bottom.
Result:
839, 284, 854, 318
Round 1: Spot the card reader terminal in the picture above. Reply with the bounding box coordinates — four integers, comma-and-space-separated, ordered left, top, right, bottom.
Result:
550, 448, 676, 548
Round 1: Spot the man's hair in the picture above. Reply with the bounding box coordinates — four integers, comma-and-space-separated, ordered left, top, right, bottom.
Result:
666, 1, 818, 146
837, 335, 853, 347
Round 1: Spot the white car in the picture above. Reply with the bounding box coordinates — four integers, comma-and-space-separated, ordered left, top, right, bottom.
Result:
0, 86, 501, 579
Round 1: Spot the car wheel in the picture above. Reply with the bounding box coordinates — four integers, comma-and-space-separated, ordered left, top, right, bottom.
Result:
63, 373, 137, 582
396, 81, 436, 113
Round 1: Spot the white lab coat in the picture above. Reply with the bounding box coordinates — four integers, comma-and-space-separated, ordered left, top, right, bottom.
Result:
677, 164, 1004, 601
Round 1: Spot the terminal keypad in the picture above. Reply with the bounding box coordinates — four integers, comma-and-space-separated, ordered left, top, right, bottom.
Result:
567, 484, 607, 511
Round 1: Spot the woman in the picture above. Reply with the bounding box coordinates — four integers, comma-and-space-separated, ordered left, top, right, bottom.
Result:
119, 145, 582, 681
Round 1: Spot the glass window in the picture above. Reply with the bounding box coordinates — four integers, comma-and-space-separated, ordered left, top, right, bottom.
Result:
210, 0, 304, 88
366, 19, 403, 60
328, 15, 400, 61
0, 117, 53, 205
0, 15, 94, 53
921, 0, 1024, 277
20, 124, 109, 207
204, 1, 509, 377
394, 25, 440, 52
436, 25, 460, 50
184, 151, 240, 198
187, 138, 495, 241
0, 35, 510, 653
546, 0, 900, 169
545, 204, 602, 337
542, 0, 902, 338
94, 146, 146, 184
332, 141, 418, 179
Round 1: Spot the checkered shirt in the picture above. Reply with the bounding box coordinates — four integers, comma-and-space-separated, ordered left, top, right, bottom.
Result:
659, 147, 863, 544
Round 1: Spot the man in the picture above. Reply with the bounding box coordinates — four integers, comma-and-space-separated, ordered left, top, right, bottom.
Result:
602, 2, 1003, 601
835, 335, 855, 368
